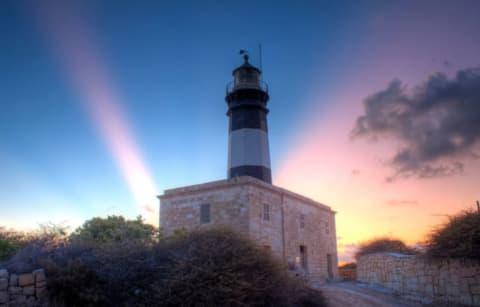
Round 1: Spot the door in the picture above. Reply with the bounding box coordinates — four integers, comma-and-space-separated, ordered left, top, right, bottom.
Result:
327, 253, 334, 280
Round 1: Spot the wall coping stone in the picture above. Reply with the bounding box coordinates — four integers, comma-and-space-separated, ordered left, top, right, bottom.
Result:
158, 176, 335, 213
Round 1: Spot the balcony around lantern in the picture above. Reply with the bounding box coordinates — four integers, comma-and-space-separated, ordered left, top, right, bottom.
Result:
226, 80, 268, 95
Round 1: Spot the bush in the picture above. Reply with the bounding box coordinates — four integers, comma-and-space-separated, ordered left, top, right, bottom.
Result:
355, 237, 416, 258
338, 262, 356, 270
8, 226, 325, 306
0, 223, 69, 272
70, 215, 158, 243
152, 228, 325, 307
425, 209, 480, 260
0, 228, 28, 261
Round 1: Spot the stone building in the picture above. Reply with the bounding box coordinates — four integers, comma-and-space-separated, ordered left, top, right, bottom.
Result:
158, 54, 338, 281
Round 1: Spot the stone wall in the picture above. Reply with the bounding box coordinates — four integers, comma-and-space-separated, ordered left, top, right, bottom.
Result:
357, 252, 480, 306
0, 268, 47, 306
159, 180, 250, 237
247, 184, 339, 281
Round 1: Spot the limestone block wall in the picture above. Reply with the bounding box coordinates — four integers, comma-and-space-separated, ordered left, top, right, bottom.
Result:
247, 185, 339, 281
357, 253, 480, 306
0, 268, 47, 306
160, 180, 250, 237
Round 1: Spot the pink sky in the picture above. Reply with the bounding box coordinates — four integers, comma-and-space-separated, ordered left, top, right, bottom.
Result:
276, 5, 480, 263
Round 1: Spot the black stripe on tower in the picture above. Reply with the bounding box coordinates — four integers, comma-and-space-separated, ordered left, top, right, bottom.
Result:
229, 107, 268, 132
229, 165, 272, 183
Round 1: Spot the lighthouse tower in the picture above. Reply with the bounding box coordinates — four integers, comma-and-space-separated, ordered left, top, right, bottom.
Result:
226, 54, 272, 183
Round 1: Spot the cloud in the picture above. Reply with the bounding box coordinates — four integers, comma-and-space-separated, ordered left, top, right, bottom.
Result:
386, 199, 419, 207
353, 66, 480, 180
351, 169, 360, 176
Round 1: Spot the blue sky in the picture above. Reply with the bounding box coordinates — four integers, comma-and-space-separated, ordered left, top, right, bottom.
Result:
0, 0, 367, 227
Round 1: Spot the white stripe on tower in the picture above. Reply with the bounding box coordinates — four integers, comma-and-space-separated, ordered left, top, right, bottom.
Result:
228, 128, 271, 169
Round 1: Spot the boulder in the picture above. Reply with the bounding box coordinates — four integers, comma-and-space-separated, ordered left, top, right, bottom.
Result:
18, 273, 34, 286
9, 274, 18, 286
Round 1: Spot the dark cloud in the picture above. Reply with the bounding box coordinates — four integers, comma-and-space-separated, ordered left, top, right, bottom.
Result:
353, 66, 480, 180
386, 199, 419, 207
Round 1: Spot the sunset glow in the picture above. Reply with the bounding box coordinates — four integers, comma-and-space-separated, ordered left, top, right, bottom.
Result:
33, 2, 159, 224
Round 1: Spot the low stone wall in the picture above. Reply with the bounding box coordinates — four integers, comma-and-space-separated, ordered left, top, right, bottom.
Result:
0, 268, 47, 306
338, 267, 357, 281
357, 252, 480, 306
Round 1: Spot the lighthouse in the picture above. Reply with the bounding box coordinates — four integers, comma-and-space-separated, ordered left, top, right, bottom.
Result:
225, 53, 272, 183
159, 53, 339, 281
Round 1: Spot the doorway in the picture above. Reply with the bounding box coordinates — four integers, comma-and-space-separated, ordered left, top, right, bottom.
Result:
327, 253, 334, 279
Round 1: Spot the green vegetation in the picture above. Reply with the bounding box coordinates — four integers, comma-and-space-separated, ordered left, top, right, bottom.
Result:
0, 234, 20, 261
355, 237, 416, 258
70, 215, 159, 243
0, 228, 29, 261
1, 218, 325, 307
425, 209, 480, 260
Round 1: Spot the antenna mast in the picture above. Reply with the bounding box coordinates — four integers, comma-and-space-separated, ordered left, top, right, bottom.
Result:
258, 43, 263, 80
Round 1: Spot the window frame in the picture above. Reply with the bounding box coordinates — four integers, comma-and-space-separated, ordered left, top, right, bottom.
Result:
263, 203, 270, 221
299, 214, 305, 229
200, 203, 211, 224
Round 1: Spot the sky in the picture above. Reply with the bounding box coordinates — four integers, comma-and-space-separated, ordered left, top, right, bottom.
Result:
1, 0, 479, 263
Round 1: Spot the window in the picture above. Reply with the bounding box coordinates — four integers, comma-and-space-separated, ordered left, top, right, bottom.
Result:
200, 203, 210, 224
263, 204, 270, 221
325, 221, 330, 235
299, 214, 305, 229
299, 245, 308, 271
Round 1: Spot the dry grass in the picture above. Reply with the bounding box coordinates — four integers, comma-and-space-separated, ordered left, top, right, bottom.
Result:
355, 237, 416, 258
425, 209, 480, 260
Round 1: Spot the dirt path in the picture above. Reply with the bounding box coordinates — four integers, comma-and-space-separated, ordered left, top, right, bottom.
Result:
311, 282, 425, 307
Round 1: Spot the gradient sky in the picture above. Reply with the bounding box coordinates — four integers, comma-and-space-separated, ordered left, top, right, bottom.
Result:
1, 0, 479, 262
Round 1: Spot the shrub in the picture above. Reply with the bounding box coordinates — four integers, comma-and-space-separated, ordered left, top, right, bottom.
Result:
0, 223, 69, 271
425, 209, 480, 260
8, 226, 325, 306
70, 215, 158, 243
338, 262, 356, 270
355, 237, 416, 258
0, 228, 28, 261
152, 228, 325, 307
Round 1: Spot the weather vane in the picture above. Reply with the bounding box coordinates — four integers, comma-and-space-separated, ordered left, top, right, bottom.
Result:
239, 49, 249, 62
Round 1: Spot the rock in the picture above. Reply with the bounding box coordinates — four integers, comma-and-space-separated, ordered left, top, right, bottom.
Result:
33, 269, 46, 283
26, 295, 36, 305
0, 279, 7, 291
23, 285, 35, 296
0, 291, 7, 304
36, 280, 46, 288
0, 270, 7, 279
470, 284, 480, 294
36, 286, 47, 299
9, 287, 22, 294
12, 294, 26, 304
18, 274, 34, 286
9, 274, 18, 286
